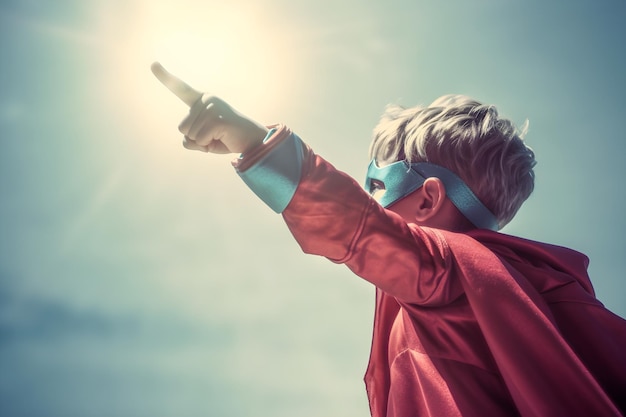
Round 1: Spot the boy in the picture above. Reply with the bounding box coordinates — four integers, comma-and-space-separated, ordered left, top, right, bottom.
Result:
151, 62, 626, 417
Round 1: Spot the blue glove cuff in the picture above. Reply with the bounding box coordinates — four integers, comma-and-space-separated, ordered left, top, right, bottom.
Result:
238, 132, 304, 213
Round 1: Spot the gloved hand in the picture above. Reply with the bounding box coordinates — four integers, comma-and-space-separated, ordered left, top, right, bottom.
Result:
151, 62, 268, 154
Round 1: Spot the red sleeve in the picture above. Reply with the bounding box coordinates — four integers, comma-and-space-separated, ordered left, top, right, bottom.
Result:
282, 146, 464, 306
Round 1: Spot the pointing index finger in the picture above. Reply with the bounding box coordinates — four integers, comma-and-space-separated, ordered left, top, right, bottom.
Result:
151, 62, 202, 107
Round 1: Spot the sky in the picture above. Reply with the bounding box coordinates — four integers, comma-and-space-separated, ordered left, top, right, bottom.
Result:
0, 0, 625, 416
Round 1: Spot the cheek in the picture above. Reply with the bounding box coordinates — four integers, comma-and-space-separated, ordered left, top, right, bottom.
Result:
387, 196, 418, 224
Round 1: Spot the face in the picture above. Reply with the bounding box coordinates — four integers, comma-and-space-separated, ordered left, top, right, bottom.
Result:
364, 159, 498, 231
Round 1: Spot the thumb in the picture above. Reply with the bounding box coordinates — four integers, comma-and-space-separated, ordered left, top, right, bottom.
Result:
151, 62, 202, 107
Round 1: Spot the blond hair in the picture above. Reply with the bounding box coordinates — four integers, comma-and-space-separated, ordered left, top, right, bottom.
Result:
369, 95, 536, 228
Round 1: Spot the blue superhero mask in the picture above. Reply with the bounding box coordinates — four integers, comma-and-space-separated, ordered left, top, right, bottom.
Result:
364, 159, 499, 230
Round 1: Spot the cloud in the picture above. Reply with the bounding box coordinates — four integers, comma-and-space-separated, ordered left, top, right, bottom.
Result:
0, 281, 124, 344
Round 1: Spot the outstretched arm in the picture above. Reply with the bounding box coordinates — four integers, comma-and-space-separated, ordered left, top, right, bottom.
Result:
151, 63, 460, 306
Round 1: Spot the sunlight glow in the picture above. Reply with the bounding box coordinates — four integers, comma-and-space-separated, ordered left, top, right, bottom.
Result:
101, 0, 304, 162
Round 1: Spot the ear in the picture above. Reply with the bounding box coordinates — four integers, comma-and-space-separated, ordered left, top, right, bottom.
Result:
413, 177, 447, 222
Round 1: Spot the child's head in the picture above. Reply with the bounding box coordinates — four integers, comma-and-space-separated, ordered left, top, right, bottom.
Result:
369, 95, 536, 229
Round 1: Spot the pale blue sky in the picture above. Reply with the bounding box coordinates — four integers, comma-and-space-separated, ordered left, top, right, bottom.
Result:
1, 0, 625, 416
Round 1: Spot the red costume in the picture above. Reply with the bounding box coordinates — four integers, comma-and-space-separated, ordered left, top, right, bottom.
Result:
235, 126, 626, 416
